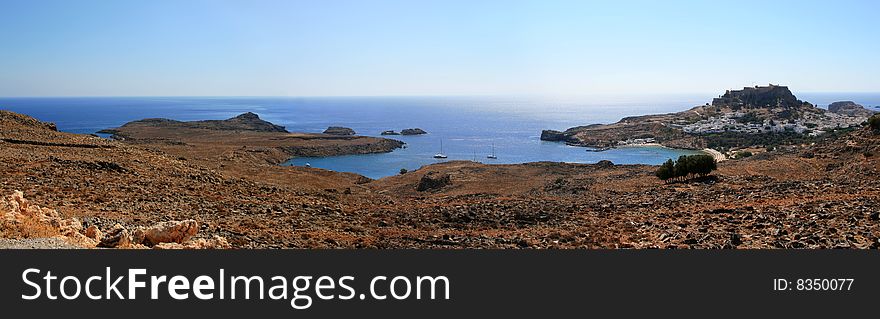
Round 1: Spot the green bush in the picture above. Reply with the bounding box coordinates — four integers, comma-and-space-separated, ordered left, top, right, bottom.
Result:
735, 150, 753, 158
869, 114, 880, 132
399, 168, 408, 175
656, 155, 717, 182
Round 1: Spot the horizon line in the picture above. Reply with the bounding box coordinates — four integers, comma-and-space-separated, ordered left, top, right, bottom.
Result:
2, 90, 880, 99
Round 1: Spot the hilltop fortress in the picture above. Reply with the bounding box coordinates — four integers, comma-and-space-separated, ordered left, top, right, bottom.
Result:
711, 84, 806, 109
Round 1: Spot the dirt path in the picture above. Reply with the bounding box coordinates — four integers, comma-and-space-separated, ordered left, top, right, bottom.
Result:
0, 238, 82, 249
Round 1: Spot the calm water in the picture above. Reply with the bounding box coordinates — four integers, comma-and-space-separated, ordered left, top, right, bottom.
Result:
2, 94, 877, 179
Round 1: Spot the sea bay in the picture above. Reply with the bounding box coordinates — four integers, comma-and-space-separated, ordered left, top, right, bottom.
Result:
2, 94, 876, 179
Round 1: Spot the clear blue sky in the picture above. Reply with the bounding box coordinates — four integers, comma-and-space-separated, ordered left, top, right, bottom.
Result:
1, 0, 878, 96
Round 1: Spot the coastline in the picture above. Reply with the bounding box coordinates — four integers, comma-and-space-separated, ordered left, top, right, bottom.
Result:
701, 148, 727, 162
613, 143, 726, 163
614, 142, 664, 148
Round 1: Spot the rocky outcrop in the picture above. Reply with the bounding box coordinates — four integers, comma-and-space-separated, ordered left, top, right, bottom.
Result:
711, 84, 807, 109
381, 130, 400, 135
98, 224, 132, 248
84, 225, 103, 241
138, 220, 199, 246
829, 101, 876, 117
401, 128, 427, 135
1, 190, 228, 249
97, 221, 228, 249
1, 190, 96, 247
153, 236, 231, 249
594, 160, 614, 168
417, 172, 451, 191
540, 130, 569, 142
323, 126, 356, 135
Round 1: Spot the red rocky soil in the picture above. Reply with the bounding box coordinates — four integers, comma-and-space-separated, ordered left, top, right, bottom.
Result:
2, 110, 878, 248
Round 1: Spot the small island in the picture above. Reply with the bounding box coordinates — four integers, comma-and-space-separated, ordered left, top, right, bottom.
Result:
381, 128, 427, 136
323, 126, 356, 135
400, 128, 427, 135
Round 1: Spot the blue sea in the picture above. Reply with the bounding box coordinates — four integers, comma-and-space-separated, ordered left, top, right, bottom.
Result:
2, 93, 878, 179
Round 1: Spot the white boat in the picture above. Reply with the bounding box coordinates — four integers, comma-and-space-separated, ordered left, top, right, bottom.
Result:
433, 140, 447, 159
486, 143, 498, 159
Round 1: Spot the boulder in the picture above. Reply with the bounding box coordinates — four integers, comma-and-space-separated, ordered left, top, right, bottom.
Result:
400, 128, 427, 135
139, 220, 199, 246
84, 225, 103, 241
153, 235, 231, 249
417, 172, 451, 191
98, 224, 132, 248
595, 160, 614, 168
323, 126, 356, 135
131, 228, 146, 244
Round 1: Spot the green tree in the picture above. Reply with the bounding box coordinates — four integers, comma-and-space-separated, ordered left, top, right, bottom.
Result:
869, 114, 880, 132
691, 154, 716, 177
674, 155, 690, 181
655, 159, 675, 181
657, 155, 717, 182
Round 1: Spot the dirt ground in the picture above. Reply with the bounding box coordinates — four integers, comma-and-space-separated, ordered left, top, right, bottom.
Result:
2, 110, 878, 248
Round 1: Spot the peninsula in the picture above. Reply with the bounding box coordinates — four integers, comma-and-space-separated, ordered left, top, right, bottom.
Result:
99, 112, 404, 165
542, 85, 874, 157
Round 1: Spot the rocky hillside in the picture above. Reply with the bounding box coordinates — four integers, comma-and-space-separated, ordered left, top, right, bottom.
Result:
0, 110, 393, 248
829, 101, 876, 117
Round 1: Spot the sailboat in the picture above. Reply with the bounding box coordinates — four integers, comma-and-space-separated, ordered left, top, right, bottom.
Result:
433, 140, 448, 159
486, 143, 498, 159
